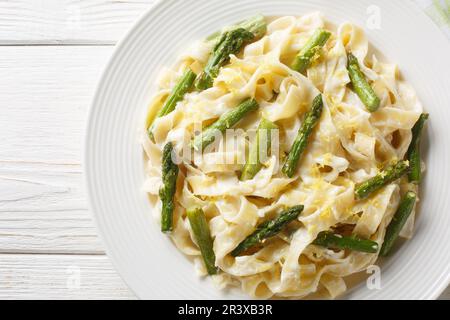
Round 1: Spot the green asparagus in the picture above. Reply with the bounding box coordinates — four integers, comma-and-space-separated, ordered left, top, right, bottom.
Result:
195, 28, 255, 90
406, 113, 429, 183
240, 118, 278, 181
282, 94, 323, 178
231, 205, 304, 257
207, 14, 267, 43
148, 69, 196, 139
160, 142, 179, 233
186, 208, 218, 275
313, 231, 379, 253
192, 98, 259, 152
291, 28, 331, 74
380, 191, 416, 256
347, 53, 380, 112
354, 160, 410, 200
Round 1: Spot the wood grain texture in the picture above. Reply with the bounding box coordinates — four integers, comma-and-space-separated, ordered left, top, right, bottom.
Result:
0, 161, 103, 254
0, 46, 112, 254
441, 288, 450, 300
0, 0, 157, 44
0, 254, 135, 299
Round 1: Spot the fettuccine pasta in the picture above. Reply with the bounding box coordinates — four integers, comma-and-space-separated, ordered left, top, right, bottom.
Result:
142, 13, 425, 299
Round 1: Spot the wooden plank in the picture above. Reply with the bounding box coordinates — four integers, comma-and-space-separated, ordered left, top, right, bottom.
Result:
0, 0, 157, 44
0, 254, 135, 299
0, 46, 112, 253
0, 253, 448, 300
441, 287, 450, 300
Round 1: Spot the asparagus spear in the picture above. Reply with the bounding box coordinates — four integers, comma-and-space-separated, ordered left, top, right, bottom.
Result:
159, 142, 179, 233
380, 191, 416, 256
192, 98, 259, 152
207, 14, 267, 43
148, 69, 196, 139
231, 205, 304, 257
282, 94, 323, 178
186, 208, 218, 275
347, 53, 380, 112
195, 28, 255, 90
291, 28, 331, 74
313, 231, 379, 253
240, 118, 278, 181
354, 160, 410, 200
406, 113, 429, 183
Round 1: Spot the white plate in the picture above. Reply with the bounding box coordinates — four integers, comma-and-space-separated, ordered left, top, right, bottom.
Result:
85, 0, 450, 299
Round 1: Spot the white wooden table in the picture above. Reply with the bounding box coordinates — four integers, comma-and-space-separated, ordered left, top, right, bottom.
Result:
0, 0, 448, 300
